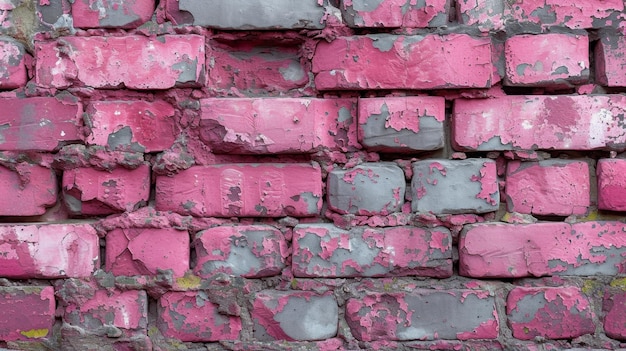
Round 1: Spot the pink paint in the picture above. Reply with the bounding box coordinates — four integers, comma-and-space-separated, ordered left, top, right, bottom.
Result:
473, 162, 498, 206
510, 0, 624, 29
313, 34, 492, 90
596, 34, 626, 87
341, 0, 448, 28
0, 286, 54, 341
597, 158, 626, 211
0, 39, 26, 89
603, 289, 626, 340
71, 0, 155, 28
0, 163, 56, 216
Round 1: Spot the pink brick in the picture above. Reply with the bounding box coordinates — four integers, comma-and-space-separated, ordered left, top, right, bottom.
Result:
346, 290, 498, 341
504, 33, 589, 87
158, 291, 241, 341
456, 0, 506, 30
0, 164, 56, 216
596, 34, 626, 87
597, 158, 626, 211
505, 160, 590, 216
603, 288, 626, 340
0, 223, 99, 278
340, 0, 449, 28
0, 38, 27, 89
198, 98, 358, 154
36, 35, 205, 89
193, 225, 287, 278
0, 96, 81, 151
106, 228, 189, 278
507, 286, 595, 340
0, 286, 55, 341
72, 0, 155, 28
509, 0, 624, 29
156, 163, 322, 217
453, 95, 626, 151
62, 165, 150, 216
85, 100, 177, 152
292, 224, 452, 278
313, 34, 492, 90
459, 222, 626, 278
358, 96, 445, 152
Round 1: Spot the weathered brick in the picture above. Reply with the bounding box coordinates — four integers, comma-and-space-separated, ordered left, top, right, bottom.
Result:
340, 0, 449, 28
292, 224, 452, 278
198, 98, 358, 154
459, 222, 626, 278
0, 223, 99, 278
0, 96, 82, 151
62, 164, 150, 216
327, 162, 405, 215
0, 286, 55, 341
72, 0, 155, 28
313, 34, 492, 90
603, 286, 626, 340
504, 33, 589, 87
106, 228, 189, 278
156, 163, 323, 217
346, 290, 498, 341
596, 34, 626, 87
157, 291, 242, 342
251, 290, 338, 341
507, 286, 595, 340
411, 159, 499, 214
358, 96, 445, 152
175, 0, 326, 29
597, 158, 626, 211
453, 95, 626, 151
505, 160, 590, 216
0, 164, 56, 216
455, 0, 506, 30
85, 100, 177, 152
193, 225, 287, 278
0, 38, 26, 89
36, 35, 205, 89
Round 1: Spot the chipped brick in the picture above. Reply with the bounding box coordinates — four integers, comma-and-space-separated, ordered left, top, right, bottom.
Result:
0, 163, 56, 216
0, 37, 26, 89
340, 0, 449, 28
597, 158, 626, 211
72, 0, 155, 28
0, 286, 54, 341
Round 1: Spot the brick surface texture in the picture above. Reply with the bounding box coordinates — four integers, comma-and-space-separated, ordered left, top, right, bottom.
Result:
0, 0, 625, 349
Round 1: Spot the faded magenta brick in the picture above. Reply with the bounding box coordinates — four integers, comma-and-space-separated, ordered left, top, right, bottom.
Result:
72, 0, 155, 28
0, 286, 55, 341
292, 224, 452, 278
85, 100, 177, 152
346, 290, 498, 341
327, 163, 405, 215
597, 159, 626, 211
509, 0, 624, 29
199, 98, 358, 154
340, 0, 449, 28
596, 34, 626, 87
313, 34, 492, 90
603, 287, 626, 340
36, 35, 205, 89
193, 225, 287, 278
0, 223, 99, 278
0, 96, 81, 151
505, 160, 590, 216
251, 290, 338, 341
156, 163, 322, 217
358, 96, 445, 152
456, 0, 506, 30
0, 164, 56, 216
453, 95, 626, 151
0, 38, 27, 89
460, 222, 626, 278
507, 286, 595, 340
504, 33, 589, 87
157, 291, 241, 342
62, 164, 150, 216
106, 228, 189, 278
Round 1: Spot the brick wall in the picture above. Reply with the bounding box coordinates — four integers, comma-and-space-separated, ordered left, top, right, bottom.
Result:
1, 0, 626, 350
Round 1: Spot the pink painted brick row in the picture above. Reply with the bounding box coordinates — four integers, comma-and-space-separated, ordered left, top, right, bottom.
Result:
459, 221, 626, 278
71, 0, 155, 28
156, 163, 323, 217
346, 289, 498, 341
0, 96, 82, 151
0, 163, 57, 216
597, 158, 626, 211
340, 0, 449, 28
312, 34, 492, 90
198, 98, 358, 154
453, 95, 626, 151
0, 286, 55, 341
292, 224, 452, 278
36, 35, 205, 89
0, 223, 99, 278
507, 286, 595, 340
0, 38, 27, 89
596, 33, 626, 87
62, 164, 151, 216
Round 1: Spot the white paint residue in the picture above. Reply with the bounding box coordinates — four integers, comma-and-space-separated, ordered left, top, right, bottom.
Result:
521, 120, 533, 130
60, 131, 66, 136
114, 110, 121, 116
589, 108, 613, 148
